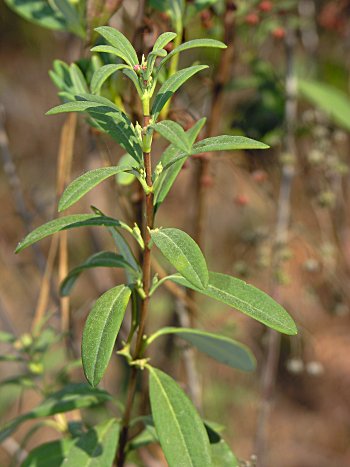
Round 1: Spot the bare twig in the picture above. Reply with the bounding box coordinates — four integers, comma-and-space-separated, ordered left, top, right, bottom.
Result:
254, 30, 297, 467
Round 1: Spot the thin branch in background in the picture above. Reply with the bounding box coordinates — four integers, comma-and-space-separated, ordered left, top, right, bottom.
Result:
0, 104, 46, 274
254, 29, 297, 467
56, 113, 77, 333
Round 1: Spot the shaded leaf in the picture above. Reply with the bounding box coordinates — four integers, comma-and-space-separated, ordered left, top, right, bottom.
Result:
53, 0, 85, 38
58, 166, 134, 211
150, 228, 208, 289
148, 367, 212, 467
94, 26, 138, 67
116, 154, 137, 186
154, 118, 206, 209
171, 272, 297, 335
22, 438, 75, 467
152, 65, 208, 120
15, 214, 128, 253
63, 419, 120, 466
0, 384, 112, 442
82, 285, 131, 386
147, 327, 256, 372
60, 251, 138, 296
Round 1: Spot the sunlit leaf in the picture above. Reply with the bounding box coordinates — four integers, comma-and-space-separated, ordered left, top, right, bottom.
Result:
58, 166, 134, 211
148, 367, 212, 467
171, 272, 297, 335
82, 285, 131, 386
150, 228, 208, 289
152, 120, 191, 152
47, 94, 143, 163
152, 32, 177, 51
15, 214, 129, 253
159, 38, 226, 69
93, 26, 139, 67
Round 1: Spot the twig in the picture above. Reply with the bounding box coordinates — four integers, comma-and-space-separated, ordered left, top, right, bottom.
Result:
254, 30, 297, 467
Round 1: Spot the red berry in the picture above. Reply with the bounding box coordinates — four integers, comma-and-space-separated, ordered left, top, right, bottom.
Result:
272, 27, 285, 39
234, 194, 249, 206
251, 170, 268, 183
259, 1, 273, 12
245, 13, 260, 25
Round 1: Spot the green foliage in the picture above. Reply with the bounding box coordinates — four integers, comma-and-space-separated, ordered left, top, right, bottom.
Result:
148, 367, 212, 467
171, 272, 297, 335
298, 79, 350, 131
58, 166, 134, 212
8, 22, 298, 467
151, 227, 209, 289
82, 285, 131, 387
0, 384, 112, 442
147, 327, 256, 371
60, 251, 139, 296
63, 419, 120, 466
152, 65, 209, 119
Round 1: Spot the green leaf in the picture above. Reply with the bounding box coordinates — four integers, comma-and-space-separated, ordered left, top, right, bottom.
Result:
82, 285, 131, 386
70, 63, 88, 94
63, 419, 120, 466
152, 65, 208, 120
192, 135, 269, 153
0, 384, 112, 442
298, 79, 350, 131
4, 0, 67, 31
148, 367, 212, 467
171, 272, 297, 335
60, 251, 138, 296
22, 438, 75, 467
94, 26, 139, 67
152, 120, 191, 152
150, 228, 208, 289
91, 64, 130, 95
53, 0, 85, 38
153, 32, 177, 51
147, 327, 256, 372
15, 214, 129, 253
0, 354, 24, 362
58, 166, 133, 211
205, 424, 239, 467
122, 68, 143, 96
47, 95, 143, 163
0, 331, 15, 343
154, 117, 206, 209
163, 135, 269, 170
159, 38, 227, 69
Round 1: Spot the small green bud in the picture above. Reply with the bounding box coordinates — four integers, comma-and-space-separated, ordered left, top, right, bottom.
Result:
155, 162, 163, 176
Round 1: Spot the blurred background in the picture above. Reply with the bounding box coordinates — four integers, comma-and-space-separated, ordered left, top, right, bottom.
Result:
1, 1, 350, 466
